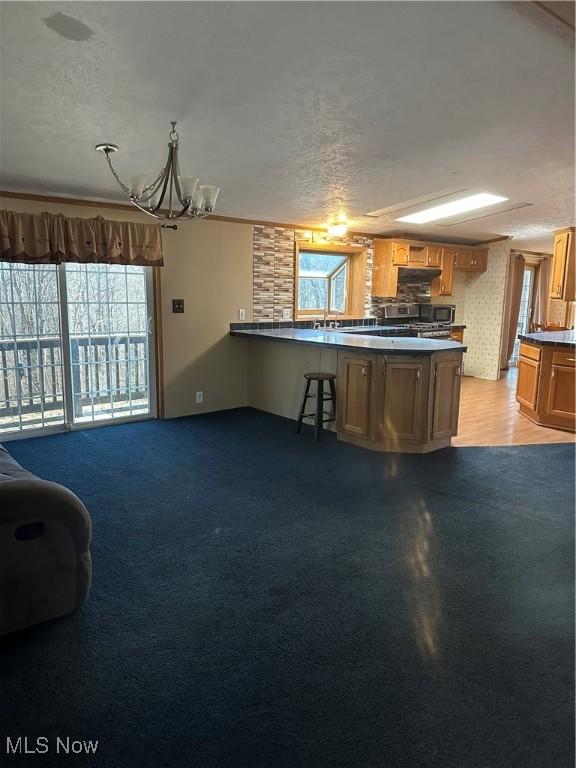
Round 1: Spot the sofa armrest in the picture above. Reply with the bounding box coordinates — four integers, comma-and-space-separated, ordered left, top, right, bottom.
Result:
0, 479, 91, 552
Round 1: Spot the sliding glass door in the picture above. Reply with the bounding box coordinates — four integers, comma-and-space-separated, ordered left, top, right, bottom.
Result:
0, 262, 65, 434
65, 264, 154, 424
0, 263, 155, 438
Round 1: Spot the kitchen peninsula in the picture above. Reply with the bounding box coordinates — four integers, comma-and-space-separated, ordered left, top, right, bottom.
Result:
232, 326, 467, 453
516, 330, 576, 432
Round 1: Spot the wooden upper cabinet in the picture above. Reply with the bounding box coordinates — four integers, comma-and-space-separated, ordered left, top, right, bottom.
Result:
550, 229, 575, 301
407, 246, 427, 266
381, 359, 426, 443
392, 243, 410, 266
453, 248, 487, 271
431, 358, 462, 440
392, 243, 441, 267
426, 245, 442, 267
430, 248, 454, 297
372, 240, 398, 298
337, 355, 374, 438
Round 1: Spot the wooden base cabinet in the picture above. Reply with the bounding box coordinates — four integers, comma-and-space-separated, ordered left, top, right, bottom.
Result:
338, 355, 375, 438
337, 350, 463, 453
380, 358, 426, 444
517, 343, 576, 432
431, 358, 462, 440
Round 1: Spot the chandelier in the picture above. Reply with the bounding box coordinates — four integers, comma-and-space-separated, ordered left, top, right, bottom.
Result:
95, 121, 220, 222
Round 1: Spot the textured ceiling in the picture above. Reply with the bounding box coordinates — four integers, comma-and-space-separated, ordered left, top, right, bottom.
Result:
0, 1, 574, 250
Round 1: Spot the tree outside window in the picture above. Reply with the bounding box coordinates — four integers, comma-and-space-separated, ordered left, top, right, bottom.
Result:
297, 251, 349, 315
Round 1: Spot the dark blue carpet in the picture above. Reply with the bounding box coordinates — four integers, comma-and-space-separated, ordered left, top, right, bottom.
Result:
2, 409, 574, 768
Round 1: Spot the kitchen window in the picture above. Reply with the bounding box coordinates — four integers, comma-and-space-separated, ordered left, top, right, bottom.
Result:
296, 250, 350, 315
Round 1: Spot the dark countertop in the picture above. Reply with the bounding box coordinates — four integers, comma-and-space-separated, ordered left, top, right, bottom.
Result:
518, 330, 576, 348
231, 327, 467, 354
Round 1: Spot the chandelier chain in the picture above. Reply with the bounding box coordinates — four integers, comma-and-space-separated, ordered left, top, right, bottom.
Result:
104, 152, 131, 196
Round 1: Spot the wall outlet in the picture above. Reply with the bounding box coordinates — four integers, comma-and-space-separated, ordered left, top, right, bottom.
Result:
196, 391, 204, 404
238, 308, 246, 321
282, 308, 292, 320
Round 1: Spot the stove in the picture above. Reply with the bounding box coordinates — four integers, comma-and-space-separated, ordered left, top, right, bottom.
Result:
379, 304, 454, 339
408, 322, 453, 339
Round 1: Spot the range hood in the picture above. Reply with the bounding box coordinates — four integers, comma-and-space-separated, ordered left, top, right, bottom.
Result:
397, 267, 442, 283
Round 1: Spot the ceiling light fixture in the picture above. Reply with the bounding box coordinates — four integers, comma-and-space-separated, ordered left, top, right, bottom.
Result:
326, 214, 349, 238
95, 121, 220, 222
396, 193, 508, 224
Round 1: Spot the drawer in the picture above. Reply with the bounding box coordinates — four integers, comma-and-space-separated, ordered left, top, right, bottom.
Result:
519, 343, 541, 362
553, 349, 576, 367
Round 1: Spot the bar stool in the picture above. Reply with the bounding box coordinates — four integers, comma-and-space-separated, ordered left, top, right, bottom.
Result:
296, 372, 337, 440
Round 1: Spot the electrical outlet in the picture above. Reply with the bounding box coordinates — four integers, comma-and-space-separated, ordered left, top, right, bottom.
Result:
196, 391, 204, 404
282, 308, 292, 320
238, 308, 246, 321
172, 299, 184, 313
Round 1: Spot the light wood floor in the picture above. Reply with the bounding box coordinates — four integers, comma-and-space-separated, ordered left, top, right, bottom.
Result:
453, 369, 576, 447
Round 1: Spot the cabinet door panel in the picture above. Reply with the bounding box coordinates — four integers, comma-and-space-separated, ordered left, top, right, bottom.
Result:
382, 360, 425, 442
338, 356, 373, 437
546, 365, 575, 419
430, 249, 454, 297
392, 244, 409, 266
472, 250, 488, 271
516, 357, 540, 409
407, 247, 427, 266
453, 249, 470, 269
432, 360, 461, 439
426, 246, 442, 267
550, 232, 568, 299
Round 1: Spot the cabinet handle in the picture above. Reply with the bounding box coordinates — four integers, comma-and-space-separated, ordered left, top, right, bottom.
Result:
441, 284, 445, 291
416, 369, 420, 381
564, 357, 575, 362
361, 367, 367, 376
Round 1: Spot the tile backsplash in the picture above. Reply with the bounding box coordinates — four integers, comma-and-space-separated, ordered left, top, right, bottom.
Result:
252, 225, 436, 321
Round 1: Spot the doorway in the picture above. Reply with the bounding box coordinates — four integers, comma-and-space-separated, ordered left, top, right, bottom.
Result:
510, 265, 536, 366
0, 262, 156, 439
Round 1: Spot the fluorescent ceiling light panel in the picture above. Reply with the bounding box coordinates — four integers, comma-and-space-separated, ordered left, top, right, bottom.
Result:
396, 193, 509, 224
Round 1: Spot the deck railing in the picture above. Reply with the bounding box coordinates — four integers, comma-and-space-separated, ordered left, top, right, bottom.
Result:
0, 334, 148, 419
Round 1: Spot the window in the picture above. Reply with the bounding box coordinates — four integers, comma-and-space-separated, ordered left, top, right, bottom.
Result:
296, 250, 349, 315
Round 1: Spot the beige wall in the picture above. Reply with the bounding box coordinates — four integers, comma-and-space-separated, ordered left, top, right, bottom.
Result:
0, 197, 253, 418
247, 340, 337, 421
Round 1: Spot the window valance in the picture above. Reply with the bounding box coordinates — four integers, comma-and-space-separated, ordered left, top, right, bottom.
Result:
0, 210, 164, 267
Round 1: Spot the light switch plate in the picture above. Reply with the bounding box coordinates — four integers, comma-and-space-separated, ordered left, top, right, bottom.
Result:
238, 308, 246, 321
282, 308, 292, 320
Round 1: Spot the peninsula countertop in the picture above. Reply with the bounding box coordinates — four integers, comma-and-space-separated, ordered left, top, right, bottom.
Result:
518, 330, 576, 348
231, 327, 467, 354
